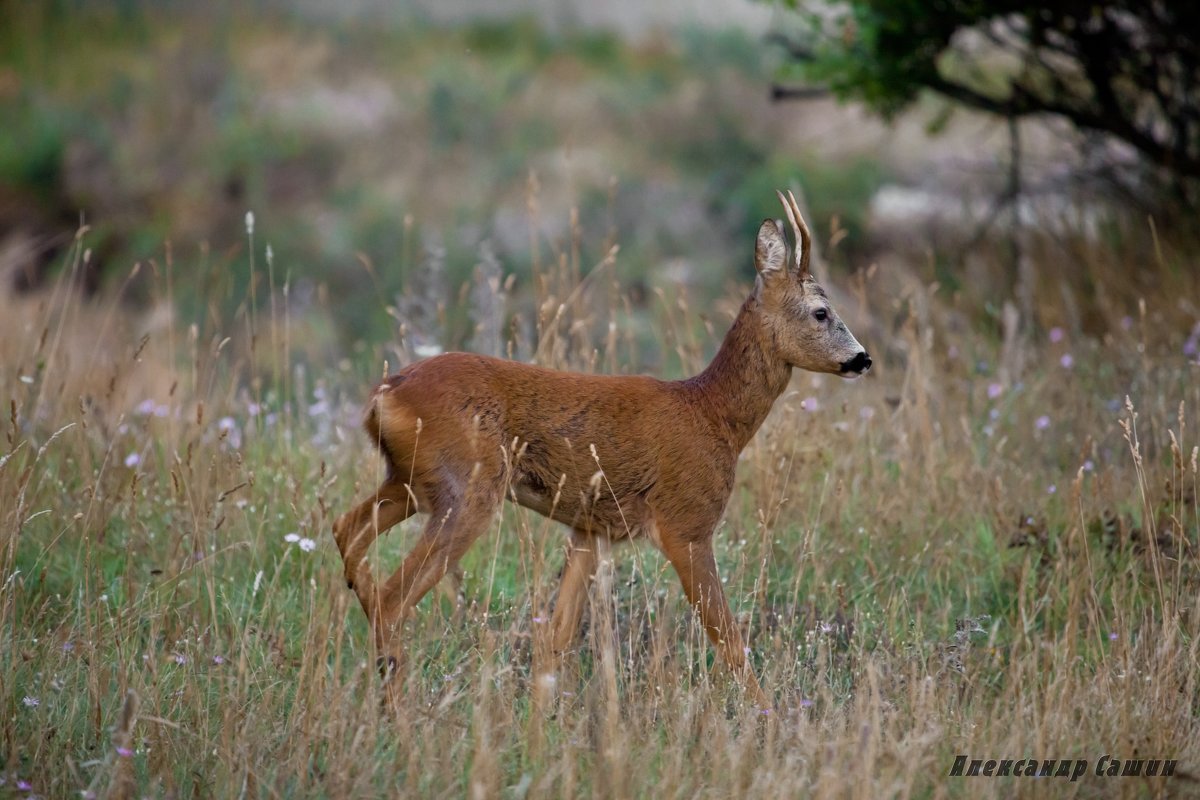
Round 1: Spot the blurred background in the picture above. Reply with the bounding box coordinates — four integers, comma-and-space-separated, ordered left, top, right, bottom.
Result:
1, 0, 1197, 369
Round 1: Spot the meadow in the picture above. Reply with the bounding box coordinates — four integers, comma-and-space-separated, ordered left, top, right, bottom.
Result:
2, 7, 1200, 800
2, 198, 1198, 799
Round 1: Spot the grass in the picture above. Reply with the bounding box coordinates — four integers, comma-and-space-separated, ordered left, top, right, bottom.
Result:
2, 197, 1198, 798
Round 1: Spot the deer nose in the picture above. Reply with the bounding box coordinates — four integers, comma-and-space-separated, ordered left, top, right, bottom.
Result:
840, 351, 871, 375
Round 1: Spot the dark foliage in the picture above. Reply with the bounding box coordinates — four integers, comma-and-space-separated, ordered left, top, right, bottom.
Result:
775, 1, 1200, 204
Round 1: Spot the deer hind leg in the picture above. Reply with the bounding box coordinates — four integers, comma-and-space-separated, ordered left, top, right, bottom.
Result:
658, 528, 770, 710
549, 531, 599, 654
373, 479, 504, 686
332, 479, 418, 628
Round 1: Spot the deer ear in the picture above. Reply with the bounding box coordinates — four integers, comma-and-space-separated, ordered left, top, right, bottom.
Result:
754, 219, 787, 280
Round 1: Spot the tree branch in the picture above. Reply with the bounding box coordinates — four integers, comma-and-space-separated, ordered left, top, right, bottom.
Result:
926, 75, 1200, 178
770, 84, 831, 101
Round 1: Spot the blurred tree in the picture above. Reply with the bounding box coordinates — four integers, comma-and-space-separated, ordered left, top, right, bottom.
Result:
772, 1, 1200, 207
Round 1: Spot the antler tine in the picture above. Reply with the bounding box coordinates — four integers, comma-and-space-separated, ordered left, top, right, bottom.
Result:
774, 189, 798, 268
785, 189, 812, 279
774, 189, 810, 279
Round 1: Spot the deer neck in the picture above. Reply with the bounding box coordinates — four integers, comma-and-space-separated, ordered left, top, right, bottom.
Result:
685, 295, 792, 452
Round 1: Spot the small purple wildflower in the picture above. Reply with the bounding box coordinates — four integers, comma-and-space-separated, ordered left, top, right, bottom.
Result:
284, 532, 300, 543
801, 396, 819, 412
989, 408, 1000, 421
532, 616, 546, 624
987, 382, 1003, 400
17, 779, 32, 791
124, 452, 141, 468
1184, 322, 1200, 356
1120, 316, 1133, 330
22, 696, 39, 708
62, 641, 74, 652
1059, 353, 1074, 369
1049, 327, 1065, 343
1109, 632, 1119, 641
800, 698, 815, 709
116, 746, 134, 758
1047, 484, 1057, 495
212, 655, 225, 665
1083, 459, 1095, 472
173, 653, 187, 665
1035, 415, 1051, 431
298, 538, 316, 552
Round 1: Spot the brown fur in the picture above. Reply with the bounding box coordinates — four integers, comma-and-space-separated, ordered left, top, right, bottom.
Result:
332, 190, 869, 709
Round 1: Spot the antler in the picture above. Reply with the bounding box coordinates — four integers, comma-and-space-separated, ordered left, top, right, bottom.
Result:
775, 188, 811, 279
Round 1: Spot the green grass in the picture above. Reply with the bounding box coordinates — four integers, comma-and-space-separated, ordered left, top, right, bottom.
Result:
2, 218, 1197, 797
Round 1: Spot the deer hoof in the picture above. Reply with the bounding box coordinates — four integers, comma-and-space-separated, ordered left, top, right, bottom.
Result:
376, 655, 399, 678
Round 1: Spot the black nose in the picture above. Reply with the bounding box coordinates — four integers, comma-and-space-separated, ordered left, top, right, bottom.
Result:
840, 351, 871, 374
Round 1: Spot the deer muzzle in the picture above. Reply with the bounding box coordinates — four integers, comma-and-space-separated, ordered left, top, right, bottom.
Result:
839, 351, 872, 377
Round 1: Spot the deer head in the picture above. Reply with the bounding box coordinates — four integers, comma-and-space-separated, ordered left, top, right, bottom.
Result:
752, 189, 871, 378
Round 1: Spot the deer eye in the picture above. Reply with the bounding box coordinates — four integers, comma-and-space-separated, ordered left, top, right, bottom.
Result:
814, 308, 828, 322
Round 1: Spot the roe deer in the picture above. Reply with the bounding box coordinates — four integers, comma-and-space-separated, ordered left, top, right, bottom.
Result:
332, 190, 870, 709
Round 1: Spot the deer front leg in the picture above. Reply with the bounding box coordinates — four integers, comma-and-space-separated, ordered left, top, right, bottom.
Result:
658, 530, 770, 710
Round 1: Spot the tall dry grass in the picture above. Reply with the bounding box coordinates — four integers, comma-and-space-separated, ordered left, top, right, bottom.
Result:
1, 204, 1198, 799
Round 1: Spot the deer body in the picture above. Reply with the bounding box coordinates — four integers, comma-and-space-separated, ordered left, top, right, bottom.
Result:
332, 191, 870, 709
